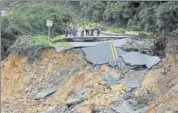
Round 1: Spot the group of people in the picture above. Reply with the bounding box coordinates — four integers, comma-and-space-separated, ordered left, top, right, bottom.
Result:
65, 22, 101, 37
80, 23, 101, 37
65, 23, 78, 37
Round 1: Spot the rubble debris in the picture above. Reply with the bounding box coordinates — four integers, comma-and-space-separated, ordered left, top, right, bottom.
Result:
109, 59, 134, 74
121, 39, 155, 55
34, 87, 57, 100
110, 101, 138, 113
121, 93, 133, 100
120, 52, 161, 68
91, 65, 100, 72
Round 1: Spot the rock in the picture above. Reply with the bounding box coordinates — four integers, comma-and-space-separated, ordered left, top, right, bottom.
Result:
24, 88, 31, 93
125, 87, 133, 92
52, 105, 68, 113
40, 106, 55, 113
73, 88, 86, 99
100, 65, 109, 73
34, 87, 57, 100
66, 98, 83, 106
44, 58, 49, 62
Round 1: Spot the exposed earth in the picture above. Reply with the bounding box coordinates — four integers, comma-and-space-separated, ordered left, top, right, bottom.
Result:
1, 36, 178, 113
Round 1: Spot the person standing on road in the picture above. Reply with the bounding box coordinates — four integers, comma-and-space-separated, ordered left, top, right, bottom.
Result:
81, 23, 85, 37
85, 24, 89, 36
96, 23, 101, 36
67, 23, 73, 37
72, 24, 78, 37
91, 23, 95, 36
65, 27, 68, 37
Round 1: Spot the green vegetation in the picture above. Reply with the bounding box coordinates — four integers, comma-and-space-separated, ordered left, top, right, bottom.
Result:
52, 35, 66, 42
78, 21, 151, 36
8, 35, 72, 61
1, 2, 74, 59
34, 36, 53, 46
79, 1, 178, 34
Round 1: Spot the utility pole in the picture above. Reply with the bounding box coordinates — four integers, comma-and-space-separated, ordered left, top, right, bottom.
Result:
48, 26, 50, 39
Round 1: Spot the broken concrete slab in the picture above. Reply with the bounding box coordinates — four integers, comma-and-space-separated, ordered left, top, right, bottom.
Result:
125, 78, 140, 89
112, 38, 132, 47
120, 52, 161, 68
53, 38, 132, 53
111, 101, 138, 113
52, 105, 69, 113
82, 42, 114, 65
144, 55, 161, 68
102, 76, 119, 87
117, 48, 127, 56
66, 98, 83, 106
34, 87, 57, 100
72, 88, 86, 100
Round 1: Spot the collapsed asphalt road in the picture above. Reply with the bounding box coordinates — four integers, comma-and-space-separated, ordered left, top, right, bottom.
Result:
2, 32, 178, 113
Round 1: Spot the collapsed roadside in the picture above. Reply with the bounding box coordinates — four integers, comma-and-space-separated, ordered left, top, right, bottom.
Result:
1, 33, 178, 113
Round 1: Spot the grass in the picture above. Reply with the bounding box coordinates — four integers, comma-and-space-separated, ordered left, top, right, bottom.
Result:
33, 35, 53, 46
33, 35, 71, 49
52, 35, 65, 42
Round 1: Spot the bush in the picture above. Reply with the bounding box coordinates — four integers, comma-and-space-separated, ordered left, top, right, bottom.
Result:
156, 1, 178, 33
8, 3, 74, 36
1, 2, 75, 60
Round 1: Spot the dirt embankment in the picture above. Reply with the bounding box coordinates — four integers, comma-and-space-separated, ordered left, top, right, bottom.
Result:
1, 39, 178, 113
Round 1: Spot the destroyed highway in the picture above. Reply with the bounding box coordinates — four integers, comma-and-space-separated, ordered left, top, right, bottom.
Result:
1, 1, 178, 113
2, 29, 174, 113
